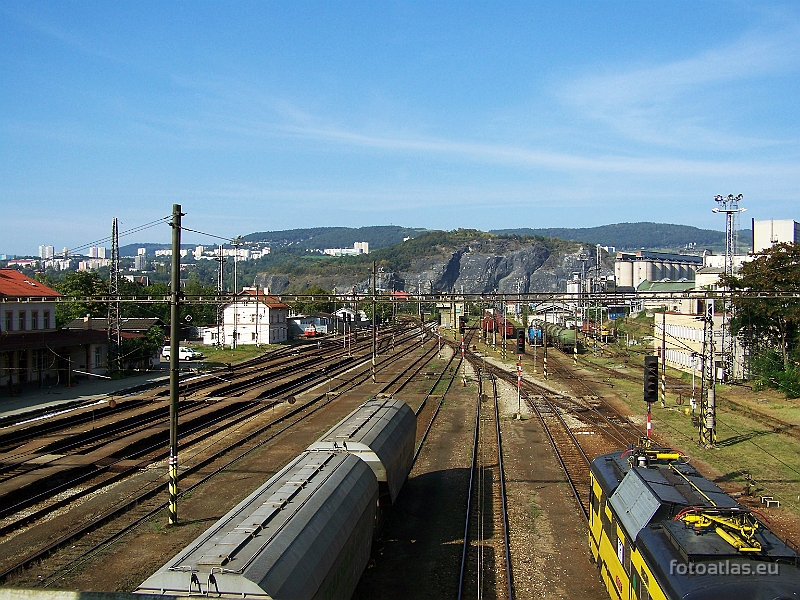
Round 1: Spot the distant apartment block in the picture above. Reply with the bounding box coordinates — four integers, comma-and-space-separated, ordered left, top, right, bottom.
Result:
79, 258, 111, 271
89, 246, 107, 258
38, 245, 55, 259
133, 254, 148, 271
752, 219, 799, 254
323, 242, 369, 257
5, 259, 36, 268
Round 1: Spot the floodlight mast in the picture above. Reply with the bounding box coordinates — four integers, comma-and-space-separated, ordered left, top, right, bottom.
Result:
712, 194, 745, 383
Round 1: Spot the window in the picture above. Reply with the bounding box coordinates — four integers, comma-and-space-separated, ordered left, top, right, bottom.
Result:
3, 311, 10, 332
43, 310, 50, 329
18, 312, 26, 331
31, 311, 39, 330
93, 347, 102, 368
251, 332, 257, 340
35, 349, 48, 371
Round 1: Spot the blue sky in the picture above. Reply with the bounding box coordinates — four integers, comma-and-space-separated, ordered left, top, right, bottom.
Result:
1, 1, 799, 255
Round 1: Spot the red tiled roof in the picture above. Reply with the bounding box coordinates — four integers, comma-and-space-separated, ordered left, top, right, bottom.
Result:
0, 270, 61, 299
239, 289, 290, 309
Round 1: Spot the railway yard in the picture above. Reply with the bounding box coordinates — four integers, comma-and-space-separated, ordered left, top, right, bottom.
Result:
0, 320, 799, 599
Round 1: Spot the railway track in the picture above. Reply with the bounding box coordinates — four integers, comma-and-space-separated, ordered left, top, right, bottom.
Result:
568, 346, 800, 443
454, 338, 644, 525
0, 324, 443, 585
0, 325, 417, 514
458, 369, 513, 600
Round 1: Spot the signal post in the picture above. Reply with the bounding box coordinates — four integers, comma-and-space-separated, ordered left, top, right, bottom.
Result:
516, 328, 525, 419
644, 356, 658, 438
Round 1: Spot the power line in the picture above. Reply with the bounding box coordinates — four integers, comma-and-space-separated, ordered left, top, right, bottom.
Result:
62, 216, 172, 256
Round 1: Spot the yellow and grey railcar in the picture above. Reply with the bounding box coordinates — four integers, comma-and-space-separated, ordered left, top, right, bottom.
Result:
589, 444, 800, 600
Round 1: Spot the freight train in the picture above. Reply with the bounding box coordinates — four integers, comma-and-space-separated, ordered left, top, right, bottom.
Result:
589, 441, 800, 600
530, 320, 579, 353
482, 309, 515, 338
137, 396, 416, 600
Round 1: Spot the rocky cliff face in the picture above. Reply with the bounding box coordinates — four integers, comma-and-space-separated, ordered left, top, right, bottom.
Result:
253, 239, 611, 295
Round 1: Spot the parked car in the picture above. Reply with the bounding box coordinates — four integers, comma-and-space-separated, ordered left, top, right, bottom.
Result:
162, 346, 205, 361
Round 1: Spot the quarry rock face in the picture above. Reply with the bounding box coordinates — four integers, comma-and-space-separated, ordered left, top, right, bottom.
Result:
253, 239, 610, 295
403, 241, 552, 293
252, 274, 290, 294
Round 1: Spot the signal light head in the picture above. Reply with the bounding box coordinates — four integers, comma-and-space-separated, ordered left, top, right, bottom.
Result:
644, 356, 659, 402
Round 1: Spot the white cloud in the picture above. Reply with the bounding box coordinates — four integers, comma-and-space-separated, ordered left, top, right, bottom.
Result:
559, 22, 800, 150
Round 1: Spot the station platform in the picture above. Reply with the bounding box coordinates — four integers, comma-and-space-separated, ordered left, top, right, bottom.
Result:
0, 371, 169, 421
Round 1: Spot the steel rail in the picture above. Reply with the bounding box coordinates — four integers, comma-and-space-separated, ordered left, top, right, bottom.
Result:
1, 325, 439, 585
490, 375, 514, 600
524, 389, 589, 522
413, 330, 473, 462
458, 372, 482, 600
34, 325, 444, 587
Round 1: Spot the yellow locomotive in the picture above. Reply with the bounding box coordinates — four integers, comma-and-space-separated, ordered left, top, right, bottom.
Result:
588, 441, 800, 599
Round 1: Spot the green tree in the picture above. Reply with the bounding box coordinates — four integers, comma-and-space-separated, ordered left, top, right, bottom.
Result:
723, 243, 800, 396
54, 271, 108, 327
724, 243, 800, 367
290, 285, 335, 314
120, 325, 165, 370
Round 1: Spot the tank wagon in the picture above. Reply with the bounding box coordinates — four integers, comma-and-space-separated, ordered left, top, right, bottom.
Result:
137, 452, 377, 600
589, 443, 800, 600
532, 320, 579, 353
137, 396, 416, 600
307, 396, 415, 505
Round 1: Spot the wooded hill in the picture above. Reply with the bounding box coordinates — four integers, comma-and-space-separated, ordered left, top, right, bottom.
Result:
492, 222, 752, 253
240, 225, 427, 250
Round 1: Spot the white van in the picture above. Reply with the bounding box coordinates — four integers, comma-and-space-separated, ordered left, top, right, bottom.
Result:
162, 346, 204, 361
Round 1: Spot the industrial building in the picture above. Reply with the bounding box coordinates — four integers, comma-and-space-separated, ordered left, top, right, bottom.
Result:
614, 251, 702, 290
752, 219, 800, 253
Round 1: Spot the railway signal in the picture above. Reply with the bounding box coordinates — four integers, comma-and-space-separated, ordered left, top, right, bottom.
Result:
644, 355, 659, 439
516, 328, 525, 354
644, 356, 659, 403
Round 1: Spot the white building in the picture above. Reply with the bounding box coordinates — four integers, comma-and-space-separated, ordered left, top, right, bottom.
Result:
752, 219, 799, 254
38, 245, 55, 259
323, 242, 369, 257
654, 310, 744, 382
133, 254, 147, 271
79, 258, 111, 271
202, 288, 289, 347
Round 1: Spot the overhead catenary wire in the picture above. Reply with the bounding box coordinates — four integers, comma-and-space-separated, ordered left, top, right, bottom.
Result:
64, 217, 172, 257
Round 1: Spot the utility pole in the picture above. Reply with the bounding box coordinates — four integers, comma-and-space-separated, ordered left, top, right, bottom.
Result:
502, 298, 507, 360
168, 204, 183, 526
543, 309, 548, 380
216, 245, 225, 347
660, 308, 666, 408
699, 299, 716, 447
231, 237, 240, 349
372, 261, 376, 384
108, 224, 121, 365
108, 218, 122, 373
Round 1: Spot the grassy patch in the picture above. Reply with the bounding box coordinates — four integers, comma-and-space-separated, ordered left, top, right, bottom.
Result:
573, 343, 800, 521
190, 344, 282, 364
529, 493, 541, 532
